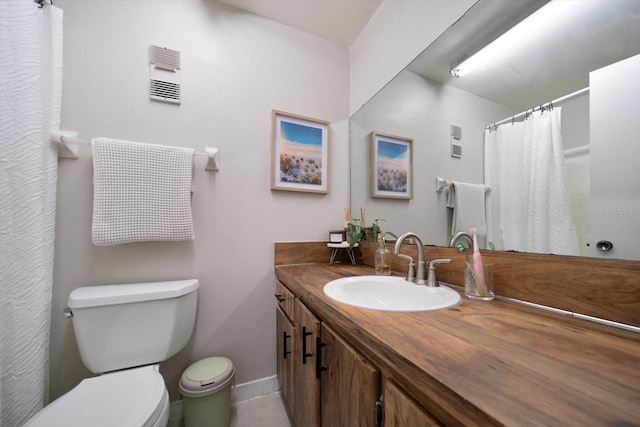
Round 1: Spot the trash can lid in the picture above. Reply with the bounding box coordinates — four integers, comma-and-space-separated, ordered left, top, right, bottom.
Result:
179, 357, 235, 397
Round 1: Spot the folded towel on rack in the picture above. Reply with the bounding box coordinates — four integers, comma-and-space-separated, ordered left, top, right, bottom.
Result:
91, 137, 195, 246
446, 181, 489, 237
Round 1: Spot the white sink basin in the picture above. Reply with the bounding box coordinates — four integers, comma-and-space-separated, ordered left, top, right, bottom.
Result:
323, 276, 461, 312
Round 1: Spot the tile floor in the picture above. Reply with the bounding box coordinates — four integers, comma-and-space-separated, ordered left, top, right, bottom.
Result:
169, 392, 291, 427
230, 392, 291, 427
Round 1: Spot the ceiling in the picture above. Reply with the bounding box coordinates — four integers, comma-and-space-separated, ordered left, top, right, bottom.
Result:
217, 0, 382, 46
408, 0, 640, 111
217, 0, 640, 112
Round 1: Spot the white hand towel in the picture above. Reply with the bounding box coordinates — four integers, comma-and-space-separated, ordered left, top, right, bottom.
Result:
91, 138, 195, 246
446, 181, 488, 237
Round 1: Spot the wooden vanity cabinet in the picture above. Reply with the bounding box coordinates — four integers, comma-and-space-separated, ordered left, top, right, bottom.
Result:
319, 323, 380, 427
275, 282, 296, 419
276, 308, 295, 418
294, 298, 321, 427
276, 281, 385, 427
383, 378, 441, 427
275, 281, 295, 319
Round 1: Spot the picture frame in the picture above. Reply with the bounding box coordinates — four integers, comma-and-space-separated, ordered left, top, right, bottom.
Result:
271, 110, 330, 193
370, 131, 413, 199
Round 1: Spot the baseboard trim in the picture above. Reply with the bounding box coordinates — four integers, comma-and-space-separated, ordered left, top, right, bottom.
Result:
233, 374, 279, 403
169, 375, 279, 421
169, 399, 183, 422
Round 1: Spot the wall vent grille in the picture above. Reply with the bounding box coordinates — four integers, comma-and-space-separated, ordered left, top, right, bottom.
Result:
451, 143, 462, 158
149, 45, 181, 105
149, 46, 180, 71
150, 79, 181, 104
450, 125, 462, 158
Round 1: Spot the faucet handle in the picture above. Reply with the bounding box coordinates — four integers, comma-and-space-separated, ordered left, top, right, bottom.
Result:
395, 253, 415, 283
429, 258, 452, 268
395, 253, 414, 263
405, 261, 416, 283
426, 259, 452, 287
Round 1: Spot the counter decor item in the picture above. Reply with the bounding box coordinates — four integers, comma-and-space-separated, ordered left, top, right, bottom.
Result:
327, 242, 357, 266
457, 241, 494, 300
373, 219, 397, 275
470, 227, 486, 291
329, 230, 346, 243
465, 262, 494, 300
375, 241, 391, 275
346, 219, 365, 249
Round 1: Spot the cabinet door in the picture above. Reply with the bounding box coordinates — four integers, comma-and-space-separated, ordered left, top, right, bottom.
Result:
294, 299, 321, 427
320, 323, 380, 427
383, 378, 441, 427
276, 307, 295, 419
276, 281, 295, 321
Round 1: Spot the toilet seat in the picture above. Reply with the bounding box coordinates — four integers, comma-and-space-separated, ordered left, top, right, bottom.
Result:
25, 365, 169, 427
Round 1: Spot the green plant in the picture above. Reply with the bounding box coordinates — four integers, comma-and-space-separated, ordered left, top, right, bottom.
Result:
346, 219, 364, 249
371, 219, 397, 245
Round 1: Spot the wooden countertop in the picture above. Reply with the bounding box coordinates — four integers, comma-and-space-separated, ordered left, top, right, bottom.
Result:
275, 263, 640, 426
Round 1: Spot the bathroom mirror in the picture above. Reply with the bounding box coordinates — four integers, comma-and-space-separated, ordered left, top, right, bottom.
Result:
350, 0, 640, 261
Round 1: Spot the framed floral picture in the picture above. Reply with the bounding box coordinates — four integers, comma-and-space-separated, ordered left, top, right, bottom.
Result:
370, 132, 413, 199
271, 110, 330, 193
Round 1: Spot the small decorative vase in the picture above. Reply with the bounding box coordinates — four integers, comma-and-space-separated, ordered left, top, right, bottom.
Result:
375, 242, 391, 275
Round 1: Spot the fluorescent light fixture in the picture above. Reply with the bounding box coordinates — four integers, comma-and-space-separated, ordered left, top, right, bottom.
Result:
450, 0, 574, 78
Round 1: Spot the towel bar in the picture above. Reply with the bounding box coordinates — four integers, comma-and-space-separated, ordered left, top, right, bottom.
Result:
435, 177, 450, 192
51, 130, 82, 159
203, 147, 219, 171
52, 130, 219, 172
436, 177, 490, 193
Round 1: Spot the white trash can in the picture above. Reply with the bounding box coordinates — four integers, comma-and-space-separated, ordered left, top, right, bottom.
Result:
179, 357, 235, 427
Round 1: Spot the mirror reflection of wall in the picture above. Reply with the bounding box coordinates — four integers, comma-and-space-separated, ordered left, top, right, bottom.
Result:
589, 54, 640, 261
350, 0, 640, 261
561, 95, 590, 256
350, 70, 511, 246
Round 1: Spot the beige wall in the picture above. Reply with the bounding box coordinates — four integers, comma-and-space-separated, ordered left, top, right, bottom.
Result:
52, 0, 350, 401
349, 0, 476, 115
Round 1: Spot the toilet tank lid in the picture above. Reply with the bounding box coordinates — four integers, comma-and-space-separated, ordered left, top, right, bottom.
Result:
68, 279, 199, 308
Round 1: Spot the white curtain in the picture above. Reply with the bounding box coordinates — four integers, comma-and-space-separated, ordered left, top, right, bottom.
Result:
0, 1, 62, 425
484, 108, 579, 256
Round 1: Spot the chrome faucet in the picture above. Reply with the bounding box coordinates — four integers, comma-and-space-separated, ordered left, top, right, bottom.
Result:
426, 259, 452, 287
394, 232, 427, 285
449, 231, 473, 251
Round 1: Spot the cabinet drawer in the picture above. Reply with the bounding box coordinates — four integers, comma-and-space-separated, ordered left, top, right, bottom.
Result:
275, 281, 295, 321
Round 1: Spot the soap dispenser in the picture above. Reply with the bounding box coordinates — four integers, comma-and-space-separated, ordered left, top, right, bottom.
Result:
375, 240, 391, 275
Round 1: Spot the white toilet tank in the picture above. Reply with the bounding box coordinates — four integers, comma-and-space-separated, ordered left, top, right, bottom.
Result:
67, 279, 199, 374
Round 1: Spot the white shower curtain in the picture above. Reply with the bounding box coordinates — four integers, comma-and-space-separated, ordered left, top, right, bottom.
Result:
484, 108, 579, 256
0, 1, 62, 425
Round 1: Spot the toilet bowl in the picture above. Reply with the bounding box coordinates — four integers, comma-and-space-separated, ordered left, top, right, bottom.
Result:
24, 279, 199, 427
25, 365, 169, 427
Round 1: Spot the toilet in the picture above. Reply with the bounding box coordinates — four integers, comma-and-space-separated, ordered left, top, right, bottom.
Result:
25, 279, 199, 427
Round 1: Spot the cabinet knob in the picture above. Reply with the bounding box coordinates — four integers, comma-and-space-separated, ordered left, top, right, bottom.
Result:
274, 293, 285, 303
302, 327, 313, 364
283, 331, 291, 359
315, 337, 327, 379
375, 396, 385, 427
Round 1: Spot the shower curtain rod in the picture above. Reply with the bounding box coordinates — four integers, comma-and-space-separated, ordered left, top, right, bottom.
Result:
485, 87, 590, 131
